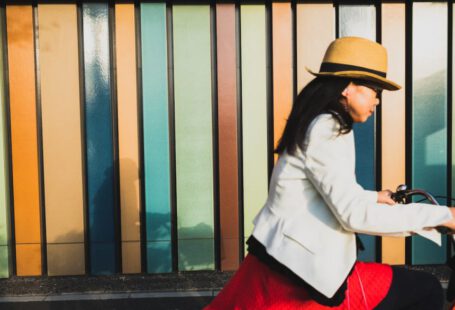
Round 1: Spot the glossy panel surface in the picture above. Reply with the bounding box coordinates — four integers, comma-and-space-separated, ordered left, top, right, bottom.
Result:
339, 5, 376, 262
296, 4, 335, 93
38, 4, 85, 275
83, 3, 117, 274
412, 2, 448, 264
6, 5, 41, 275
173, 5, 214, 270
241, 5, 268, 248
272, 3, 292, 158
115, 3, 141, 274
140, 2, 172, 273
216, 3, 239, 271
381, 3, 406, 264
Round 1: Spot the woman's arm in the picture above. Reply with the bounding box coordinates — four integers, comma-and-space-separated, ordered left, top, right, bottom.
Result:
302, 116, 452, 235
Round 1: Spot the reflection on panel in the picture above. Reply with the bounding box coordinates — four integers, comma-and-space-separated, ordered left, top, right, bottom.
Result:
297, 4, 335, 92
412, 2, 448, 265
6, 5, 41, 276
83, 3, 117, 275
115, 3, 141, 274
173, 5, 214, 271
339, 5, 375, 40
216, 3, 240, 271
381, 3, 406, 265
339, 4, 376, 262
38, 4, 85, 276
141, 3, 172, 273
241, 5, 268, 251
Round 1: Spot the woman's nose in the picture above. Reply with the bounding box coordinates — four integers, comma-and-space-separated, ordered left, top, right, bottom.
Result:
375, 98, 380, 106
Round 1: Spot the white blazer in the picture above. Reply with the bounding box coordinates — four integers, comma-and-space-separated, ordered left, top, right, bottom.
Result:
251, 113, 452, 298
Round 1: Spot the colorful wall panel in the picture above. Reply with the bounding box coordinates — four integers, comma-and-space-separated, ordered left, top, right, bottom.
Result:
339, 4, 377, 262
0, 7, 10, 278
83, 3, 117, 275
115, 3, 141, 274
296, 4, 335, 93
38, 4, 85, 276
216, 3, 240, 271
140, 3, 172, 273
381, 3, 406, 265
411, 2, 448, 264
173, 5, 214, 271
240, 5, 268, 248
272, 2, 292, 157
6, 5, 42, 276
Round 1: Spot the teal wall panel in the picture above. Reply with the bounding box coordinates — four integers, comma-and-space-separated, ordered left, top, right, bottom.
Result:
339, 5, 377, 262
83, 3, 117, 274
412, 2, 448, 264
173, 5, 214, 271
0, 8, 10, 278
240, 5, 268, 249
140, 3, 172, 273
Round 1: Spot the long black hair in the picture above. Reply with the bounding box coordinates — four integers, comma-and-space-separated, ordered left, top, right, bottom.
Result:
275, 77, 353, 155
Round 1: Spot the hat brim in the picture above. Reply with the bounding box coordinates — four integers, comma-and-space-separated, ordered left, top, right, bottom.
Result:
306, 67, 401, 91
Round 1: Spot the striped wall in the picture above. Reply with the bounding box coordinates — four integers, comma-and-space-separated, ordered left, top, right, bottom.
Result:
0, 1, 454, 277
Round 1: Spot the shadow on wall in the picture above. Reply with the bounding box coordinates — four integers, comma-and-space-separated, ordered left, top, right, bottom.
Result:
47, 230, 85, 276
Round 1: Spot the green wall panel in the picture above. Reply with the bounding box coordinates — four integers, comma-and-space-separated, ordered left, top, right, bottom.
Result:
240, 5, 268, 247
0, 8, 11, 278
141, 2, 172, 273
412, 2, 448, 264
173, 5, 214, 271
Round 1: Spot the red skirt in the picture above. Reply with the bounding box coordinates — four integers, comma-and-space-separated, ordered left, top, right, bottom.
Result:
205, 254, 392, 310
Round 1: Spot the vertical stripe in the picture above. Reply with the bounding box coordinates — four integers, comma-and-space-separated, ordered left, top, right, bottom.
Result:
6, 5, 42, 276
0, 7, 10, 278
173, 5, 214, 271
38, 4, 85, 276
140, 3, 172, 273
381, 3, 406, 264
412, 2, 448, 264
296, 4, 335, 93
339, 5, 377, 262
115, 3, 141, 274
82, 3, 117, 275
272, 3, 292, 157
216, 3, 239, 271
240, 5, 268, 248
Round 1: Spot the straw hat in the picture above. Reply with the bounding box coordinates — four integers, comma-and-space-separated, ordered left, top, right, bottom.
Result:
306, 36, 401, 90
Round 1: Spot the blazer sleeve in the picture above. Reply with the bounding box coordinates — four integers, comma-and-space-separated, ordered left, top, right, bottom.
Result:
301, 115, 452, 235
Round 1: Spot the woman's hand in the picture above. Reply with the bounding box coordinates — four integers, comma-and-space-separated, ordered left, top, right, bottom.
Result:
441, 208, 455, 232
378, 190, 395, 205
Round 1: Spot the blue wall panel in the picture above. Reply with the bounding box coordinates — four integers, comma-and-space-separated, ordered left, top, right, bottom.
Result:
83, 3, 117, 274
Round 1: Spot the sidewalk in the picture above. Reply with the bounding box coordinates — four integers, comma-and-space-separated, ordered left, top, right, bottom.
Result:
0, 265, 452, 309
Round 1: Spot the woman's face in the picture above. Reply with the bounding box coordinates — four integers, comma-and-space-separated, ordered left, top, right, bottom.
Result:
340, 82, 381, 123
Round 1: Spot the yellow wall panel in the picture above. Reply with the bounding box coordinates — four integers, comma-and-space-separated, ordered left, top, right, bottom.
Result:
115, 3, 141, 274
381, 3, 406, 265
37, 4, 85, 275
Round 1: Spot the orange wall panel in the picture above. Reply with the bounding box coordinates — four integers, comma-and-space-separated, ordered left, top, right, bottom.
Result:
272, 3, 292, 157
6, 5, 42, 276
115, 3, 141, 274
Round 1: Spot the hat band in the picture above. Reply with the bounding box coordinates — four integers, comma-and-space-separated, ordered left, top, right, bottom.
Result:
319, 62, 386, 78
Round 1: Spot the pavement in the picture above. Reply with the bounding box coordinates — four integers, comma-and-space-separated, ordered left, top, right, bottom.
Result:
0, 266, 453, 309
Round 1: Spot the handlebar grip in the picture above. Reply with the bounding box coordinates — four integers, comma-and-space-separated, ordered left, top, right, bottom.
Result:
436, 226, 453, 234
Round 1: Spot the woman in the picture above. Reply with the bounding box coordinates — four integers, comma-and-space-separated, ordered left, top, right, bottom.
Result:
206, 37, 455, 309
